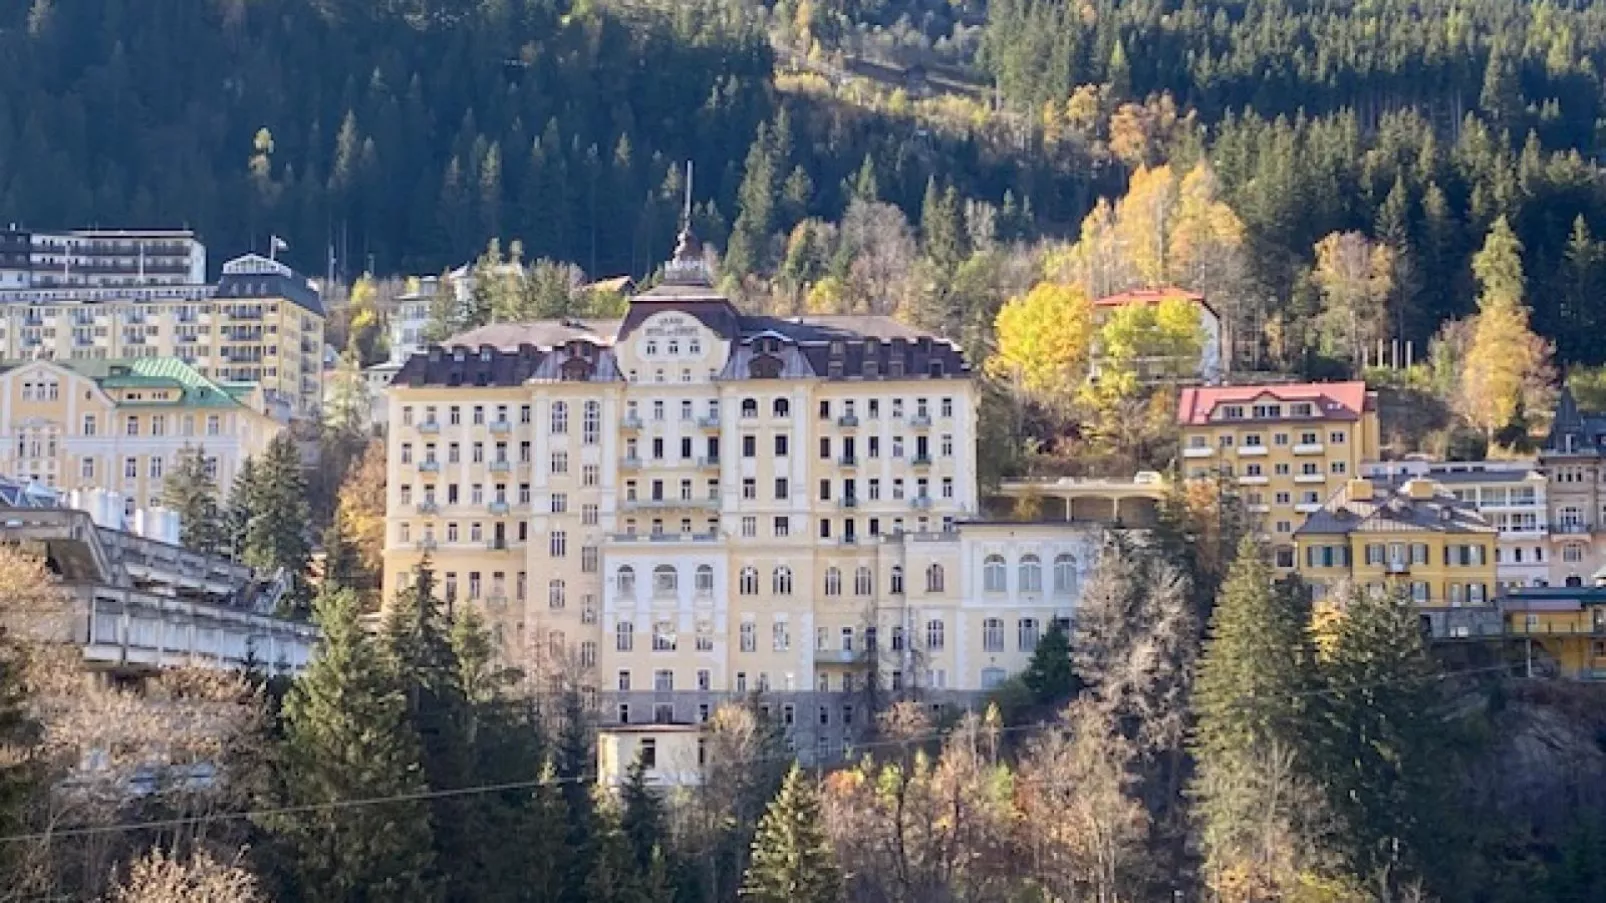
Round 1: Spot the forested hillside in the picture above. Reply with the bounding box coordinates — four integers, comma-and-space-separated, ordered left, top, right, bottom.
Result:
11, 0, 1606, 367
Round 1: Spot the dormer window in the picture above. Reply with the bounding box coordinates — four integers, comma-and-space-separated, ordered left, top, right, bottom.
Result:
453, 349, 465, 362
479, 349, 492, 362
830, 341, 845, 356
1252, 403, 1282, 418
1290, 402, 1312, 417
928, 360, 945, 377
1220, 405, 1245, 420
646, 341, 658, 356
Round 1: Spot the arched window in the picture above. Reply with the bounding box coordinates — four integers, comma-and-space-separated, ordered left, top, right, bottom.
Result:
740, 566, 759, 595
616, 566, 635, 594
695, 564, 714, 593
1054, 554, 1078, 593
824, 567, 842, 596
773, 566, 793, 595
890, 566, 905, 595
653, 565, 678, 594
926, 563, 945, 593
773, 398, 790, 417
550, 401, 568, 434
740, 398, 758, 418
1019, 554, 1042, 592
548, 579, 565, 609
854, 567, 873, 595
983, 554, 1006, 592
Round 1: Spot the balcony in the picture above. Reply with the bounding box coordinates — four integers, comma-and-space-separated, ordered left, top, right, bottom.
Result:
839, 497, 859, 509
489, 460, 511, 473
839, 535, 860, 546
1182, 446, 1214, 458
488, 420, 511, 435
415, 501, 439, 515
620, 496, 720, 511
1237, 475, 1269, 486
488, 501, 510, 515
621, 415, 643, 430
1294, 502, 1321, 513
621, 457, 642, 470
910, 496, 934, 510
838, 455, 858, 467
1293, 443, 1325, 455
1237, 445, 1268, 457
837, 415, 859, 428
910, 414, 933, 428
815, 648, 857, 664
419, 538, 438, 552
1552, 522, 1594, 536
696, 415, 721, 429
417, 460, 441, 473
911, 454, 933, 467
485, 538, 510, 551
1293, 473, 1326, 484
609, 531, 719, 543
697, 456, 721, 469
1383, 561, 1411, 574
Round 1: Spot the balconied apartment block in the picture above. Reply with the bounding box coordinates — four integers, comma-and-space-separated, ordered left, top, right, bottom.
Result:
0, 253, 326, 418
382, 234, 1100, 757
0, 489, 316, 674
1177, 381, 1380, 565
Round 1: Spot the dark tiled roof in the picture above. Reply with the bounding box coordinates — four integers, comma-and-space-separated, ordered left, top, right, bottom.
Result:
215, 271, 324, 316
392, 345, 548, 388
1544, 386, 1606, 456
1296, 479, 1496, 536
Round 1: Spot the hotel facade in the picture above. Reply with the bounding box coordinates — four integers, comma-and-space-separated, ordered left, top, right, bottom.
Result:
382, 241, 1097, 754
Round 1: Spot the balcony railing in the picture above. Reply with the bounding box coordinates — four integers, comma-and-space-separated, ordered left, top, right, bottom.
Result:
415, 501, 439, 514
488, 501, 510, 515
417, 460, 440, 473
488, 420, 511, 434
697, 456, 720, 469
910, 496, 934, 510
621, 415, 643, 430
839, 497, 859, 509
838, 455, 858, 467
837, 415, 859, 428
910, 414, 932, 428
911, 454, 933, 467
418, 420, 441, 434
489, 460, 511, 473
696, 415, 721, 429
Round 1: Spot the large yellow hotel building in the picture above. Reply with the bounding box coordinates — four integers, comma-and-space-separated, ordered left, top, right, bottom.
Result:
383, 236, 1099, 758
1177, 381, 1380, 566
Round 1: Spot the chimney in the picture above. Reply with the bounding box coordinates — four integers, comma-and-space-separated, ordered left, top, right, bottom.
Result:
1404, 478, 1436, 500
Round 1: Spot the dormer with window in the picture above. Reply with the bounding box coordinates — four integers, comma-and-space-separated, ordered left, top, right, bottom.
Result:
1219, 404, 1245, 420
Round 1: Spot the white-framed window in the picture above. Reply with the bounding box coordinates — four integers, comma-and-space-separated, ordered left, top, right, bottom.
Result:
926, 619, 945, 650
1018, 618, 1040, 651
617, 566, 636, 594
1019, 554, 1042, 592
653, 565, 678, 594
615, 621, 634, 651
773, 566, 793, 595
824, 567, 841, 596
854, 566, 872, 595
772, 620, 790, 652
740, 567, 759, 595
550, 401, 568, 434
695, 565, 714, 593
983, 555, 1006, 592
1054, 554, 1077, 593
548, 579, 566, 609
583, 401, 600, 444
926, 563, 944, 593
983, 618, 1003, 652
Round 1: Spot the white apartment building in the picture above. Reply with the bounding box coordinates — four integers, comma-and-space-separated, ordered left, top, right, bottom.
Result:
1363, 459, 1550, 589
2, 228, 208, 288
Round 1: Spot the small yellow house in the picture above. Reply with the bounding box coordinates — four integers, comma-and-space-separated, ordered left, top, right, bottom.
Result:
1503, 586, 1606, 679
1294, 477, 1498, 607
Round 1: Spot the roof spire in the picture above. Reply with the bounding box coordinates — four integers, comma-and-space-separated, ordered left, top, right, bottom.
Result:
665, 160, 709, 285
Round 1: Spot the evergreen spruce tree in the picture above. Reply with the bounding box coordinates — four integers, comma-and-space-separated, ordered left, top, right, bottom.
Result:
557, 686, 599, 902
269, 587, 436, 900
321, 513, 363, 597
162, 445, 223, 554
1190, 535, 1321, 891
382, 558, 480, 899
740, 764, 842, 903
1020, 619, 1078, 705
1315, 588, 1450, 892
243, 433, 311, 583
584, 787, 647, 903
620, 754, 668, 872
223, 456, 257, 562
727, 121, 780, 277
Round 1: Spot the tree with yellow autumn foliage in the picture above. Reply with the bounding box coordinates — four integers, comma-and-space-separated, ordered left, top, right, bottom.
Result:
988, 282, 1094, 403
1461, 217, 1555, 438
